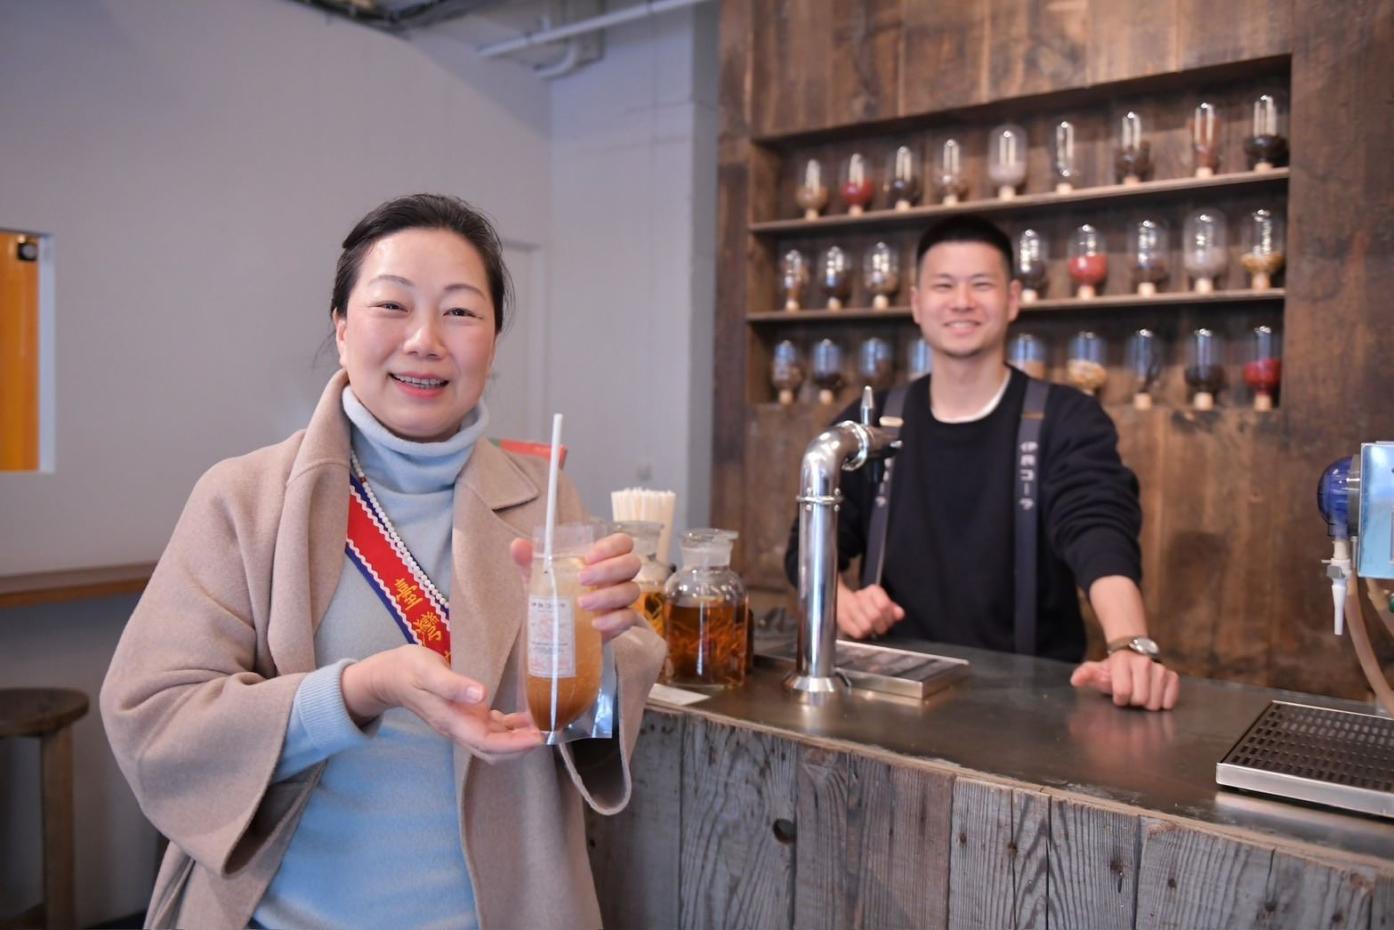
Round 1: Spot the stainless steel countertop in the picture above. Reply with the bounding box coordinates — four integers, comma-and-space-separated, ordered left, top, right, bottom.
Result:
668, 639, 1394, 862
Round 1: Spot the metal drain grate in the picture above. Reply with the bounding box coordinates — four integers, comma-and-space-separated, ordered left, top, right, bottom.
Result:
1217, 701, 1394, 818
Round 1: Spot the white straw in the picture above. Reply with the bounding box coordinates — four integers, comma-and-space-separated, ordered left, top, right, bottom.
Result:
543, 413, 564, 563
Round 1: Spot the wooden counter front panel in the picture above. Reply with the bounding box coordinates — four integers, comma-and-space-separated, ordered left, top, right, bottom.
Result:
588, 710, 1392, 930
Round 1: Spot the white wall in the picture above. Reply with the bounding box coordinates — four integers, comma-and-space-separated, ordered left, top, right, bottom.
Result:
0, 0, 552, 924
0, 0, 551, 575
544, 3, 718, 557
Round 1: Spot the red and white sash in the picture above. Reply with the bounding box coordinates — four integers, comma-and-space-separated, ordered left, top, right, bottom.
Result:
345, 466, 452, 662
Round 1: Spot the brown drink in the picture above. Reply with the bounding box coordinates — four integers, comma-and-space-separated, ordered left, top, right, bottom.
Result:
526, 537, 604, 733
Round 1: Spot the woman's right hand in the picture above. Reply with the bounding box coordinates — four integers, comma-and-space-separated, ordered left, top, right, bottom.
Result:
340, 645, 544, 761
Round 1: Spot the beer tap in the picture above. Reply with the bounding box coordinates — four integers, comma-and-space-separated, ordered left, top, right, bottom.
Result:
788, 386, 902, 695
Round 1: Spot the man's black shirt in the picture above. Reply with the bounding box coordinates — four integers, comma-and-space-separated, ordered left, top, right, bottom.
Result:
784, 368, 1142, 662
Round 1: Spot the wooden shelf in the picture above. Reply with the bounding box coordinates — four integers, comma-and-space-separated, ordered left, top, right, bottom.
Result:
0, 562, 156, 611
747, 289, 1284, 324
750, 169, 1289, 236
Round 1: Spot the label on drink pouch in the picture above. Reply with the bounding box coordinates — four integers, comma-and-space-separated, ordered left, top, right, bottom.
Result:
528, 595, 576, 678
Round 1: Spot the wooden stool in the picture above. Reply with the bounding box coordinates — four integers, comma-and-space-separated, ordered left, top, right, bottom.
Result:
0, 689, 89, 930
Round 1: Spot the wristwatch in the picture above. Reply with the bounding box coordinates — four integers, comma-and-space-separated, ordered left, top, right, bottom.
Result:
1106, 635, 1161, 662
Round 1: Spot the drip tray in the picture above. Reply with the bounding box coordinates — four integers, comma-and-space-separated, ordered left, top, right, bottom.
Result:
754, 635, 969, 700
1216, 700, 1394, 819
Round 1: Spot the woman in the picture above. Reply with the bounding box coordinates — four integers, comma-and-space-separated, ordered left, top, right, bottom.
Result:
100, 194, 665, 930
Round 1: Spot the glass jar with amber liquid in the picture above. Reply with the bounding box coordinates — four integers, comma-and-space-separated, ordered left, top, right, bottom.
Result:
663, 529, 749, 690
616, 520, 671, 637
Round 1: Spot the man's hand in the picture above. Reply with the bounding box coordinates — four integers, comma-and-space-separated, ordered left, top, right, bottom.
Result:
1070, 649, 1180, 711
836, 579, 905, 639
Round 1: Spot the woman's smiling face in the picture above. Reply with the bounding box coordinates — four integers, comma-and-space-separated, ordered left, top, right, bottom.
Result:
335, 227, 498, 442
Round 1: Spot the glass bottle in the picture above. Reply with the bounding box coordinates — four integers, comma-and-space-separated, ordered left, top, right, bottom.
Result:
771, 339, 805, 406
885, 145, 921, 211
1067, 331, 1108, 397
841, 152, 876, 215
616, 521, 671, 637
812, 338, 844, 404
778, 249, 809, 311
1052, 120, 1079, 193
1191, 101, 1222, 178
1016, 228, 1048, 303
1183, 209, 1228, 293
863, 242, 901, 310
1129, 218, 1170, 297
1243, 325, 1281, 412
1067, 224, 1108, 299
1241, 208, 1285, 291
662, 529, 749, 690
988, 123, 1028, 199
1115, 110, 1152, 185
795, 158, 830, 220
1008, 332, 1048, 380
933, 137, 969, 205
1126, 328, 1161, 410
818, 245, 851, 310
857, 337, 895, 391
906, 337, 932, 381
1244, 92, 1289, 172
1185, 327, 1224, 410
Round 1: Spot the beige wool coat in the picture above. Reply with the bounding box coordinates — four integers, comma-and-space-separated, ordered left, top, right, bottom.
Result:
100, 371, 666, 930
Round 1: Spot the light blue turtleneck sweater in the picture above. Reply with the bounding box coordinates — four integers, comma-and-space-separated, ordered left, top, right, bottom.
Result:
251, 387, 490, 930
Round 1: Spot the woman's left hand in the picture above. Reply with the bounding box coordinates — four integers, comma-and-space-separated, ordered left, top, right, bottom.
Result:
510, 533, 644, 643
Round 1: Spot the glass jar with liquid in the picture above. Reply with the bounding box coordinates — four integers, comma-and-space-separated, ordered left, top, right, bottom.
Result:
663, 529, 749, 690
616, 520, 671, 638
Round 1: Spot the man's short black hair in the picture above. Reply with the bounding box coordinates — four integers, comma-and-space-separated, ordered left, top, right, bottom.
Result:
914, 214, 1013, 278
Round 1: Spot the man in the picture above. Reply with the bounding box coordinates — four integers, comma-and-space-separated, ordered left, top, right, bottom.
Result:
784, 215, 1180, 711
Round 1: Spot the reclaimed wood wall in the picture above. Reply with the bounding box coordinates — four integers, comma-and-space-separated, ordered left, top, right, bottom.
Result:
712, 0, 1394, 698
587, 710, 1394, 929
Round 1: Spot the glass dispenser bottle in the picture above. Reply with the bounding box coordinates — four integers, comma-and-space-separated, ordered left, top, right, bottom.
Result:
812, 338, 845, 404
1115, 110, 1152, 185
1052, 120, 1079, 193
933, 137, 969, 205
778, 248, 809, 311
988, 123, 1028, 199
906, 337, 932, 381
863, 241, 901, 310
795, 158, 829, 220
1068, 224, 1108, 299
1244, 92, 1288, 172
617, 521, 671, 638
1191, 101, 1221, 178
819, 245, 851, 310
841, 153, 875, 215
1016, 228, 1048, 303
1243, 325, 1281, 412
1129, 218, 1170, 297
1185, 327, 1224, 410
857, 337, 894, 391
771, 339, 805, 406
1126, 328, 1162, 410
1183, 209, 1228, 293
885, 145, 921, 211
1009, 332, 1048, 380
1241, 208, 1285, 291
663, 529, 749, 690
1067, 331, 1108, 397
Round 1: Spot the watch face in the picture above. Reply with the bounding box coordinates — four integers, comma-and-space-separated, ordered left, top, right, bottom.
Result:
1131, 637, 1160, 657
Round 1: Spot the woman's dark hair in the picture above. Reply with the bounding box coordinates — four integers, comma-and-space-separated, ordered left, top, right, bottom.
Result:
330, 193, 513, 332
914, 214, 1013, 278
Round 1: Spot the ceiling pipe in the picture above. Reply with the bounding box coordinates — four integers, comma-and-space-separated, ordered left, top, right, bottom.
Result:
477, 0, 711, 58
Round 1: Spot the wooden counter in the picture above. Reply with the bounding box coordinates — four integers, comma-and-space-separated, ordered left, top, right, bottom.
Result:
587, 643, 1394, 930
